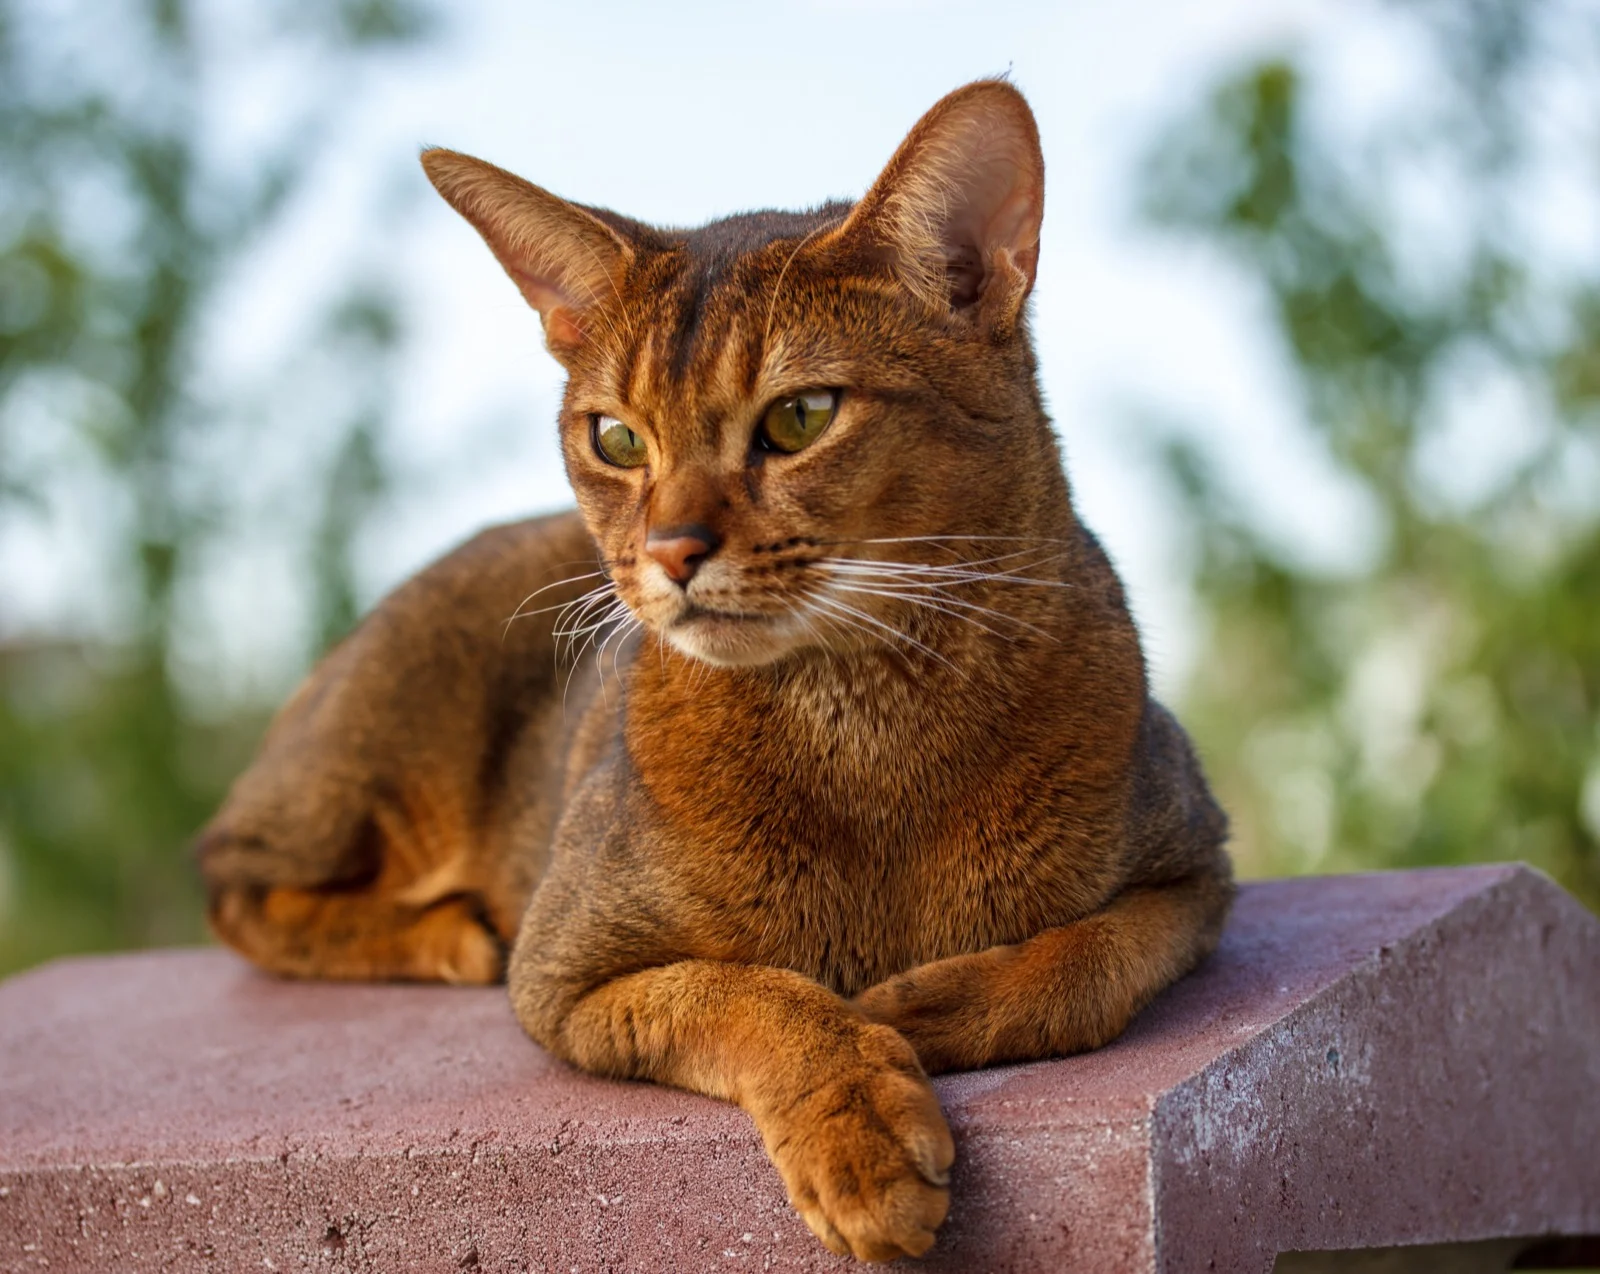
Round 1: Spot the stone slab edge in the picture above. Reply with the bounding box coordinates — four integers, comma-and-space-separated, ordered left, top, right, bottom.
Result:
1151, 865, 1600, 1274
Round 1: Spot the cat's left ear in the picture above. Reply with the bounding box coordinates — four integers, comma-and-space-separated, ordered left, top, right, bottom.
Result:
421, 149, 633, 363
838, 80, 1044, 337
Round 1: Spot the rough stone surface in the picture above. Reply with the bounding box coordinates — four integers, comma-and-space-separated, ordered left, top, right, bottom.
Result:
1, 865, 1596, 1273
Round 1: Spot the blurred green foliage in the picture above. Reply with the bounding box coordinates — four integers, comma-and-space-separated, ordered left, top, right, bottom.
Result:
0, 0, 432, 974
1140, 0, 1600, 906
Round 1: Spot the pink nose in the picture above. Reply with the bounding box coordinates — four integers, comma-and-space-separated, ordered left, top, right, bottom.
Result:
645, 525, 719, 585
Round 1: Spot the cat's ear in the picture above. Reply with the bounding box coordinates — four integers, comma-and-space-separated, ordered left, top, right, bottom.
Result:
421, 149, 632, 361
839, 80, 1044, 335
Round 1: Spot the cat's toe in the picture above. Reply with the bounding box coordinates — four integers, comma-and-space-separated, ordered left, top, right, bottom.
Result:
762, 1026, 954, 1261
420, 902, 506, 984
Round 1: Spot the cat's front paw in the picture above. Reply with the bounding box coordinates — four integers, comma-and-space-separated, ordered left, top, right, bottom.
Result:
853, 957, 996, 1075
759, 1024, 954, 1262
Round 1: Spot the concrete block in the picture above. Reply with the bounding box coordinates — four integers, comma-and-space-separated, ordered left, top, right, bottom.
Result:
1, 865, 1596, 1272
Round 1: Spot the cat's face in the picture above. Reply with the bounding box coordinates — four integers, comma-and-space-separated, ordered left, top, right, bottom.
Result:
552, 215, 1049, 667
426, 81, 1052, 667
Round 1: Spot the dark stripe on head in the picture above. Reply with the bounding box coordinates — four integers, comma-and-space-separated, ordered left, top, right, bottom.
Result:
669, 262, 714, 382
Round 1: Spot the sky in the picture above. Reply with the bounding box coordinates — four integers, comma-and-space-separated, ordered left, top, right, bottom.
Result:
5, 0, 1448, 700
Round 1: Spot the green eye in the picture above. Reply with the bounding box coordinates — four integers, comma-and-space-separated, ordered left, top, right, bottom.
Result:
592, 415, 648, 468
758, 390, 837, 454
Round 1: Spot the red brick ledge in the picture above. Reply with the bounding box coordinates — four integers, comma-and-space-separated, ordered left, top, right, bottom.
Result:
2, 866, 1596, 1272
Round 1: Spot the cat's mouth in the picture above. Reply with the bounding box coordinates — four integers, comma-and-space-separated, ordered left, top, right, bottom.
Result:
663, 600, 806, 667
678, 602, 772, 625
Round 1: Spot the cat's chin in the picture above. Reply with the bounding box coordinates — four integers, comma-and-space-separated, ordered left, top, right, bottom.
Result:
661, 608, 811, 669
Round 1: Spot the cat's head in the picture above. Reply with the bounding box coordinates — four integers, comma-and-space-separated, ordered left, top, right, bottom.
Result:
425, 81, 1062, 668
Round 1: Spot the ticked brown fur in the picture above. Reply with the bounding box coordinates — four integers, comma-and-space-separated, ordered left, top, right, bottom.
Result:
197, 82, 1232, 1262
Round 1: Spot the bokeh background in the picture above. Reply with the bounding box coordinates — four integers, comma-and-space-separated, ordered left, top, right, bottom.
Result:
3, 0, 1597, 977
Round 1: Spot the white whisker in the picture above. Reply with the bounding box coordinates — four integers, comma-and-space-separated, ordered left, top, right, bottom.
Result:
605, 616, 642, 688
830, 534, 1074, 547
810, 592, 958, 672
502, 569, 613, 639
560, 597, 630, 677
825, 545, 1053, 571
827, 581, 1051, 643
552, 589, 625, 642
819, 554, 1070, 590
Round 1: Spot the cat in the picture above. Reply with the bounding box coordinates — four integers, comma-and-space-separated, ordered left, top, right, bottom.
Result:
195, 80, 1233, 1263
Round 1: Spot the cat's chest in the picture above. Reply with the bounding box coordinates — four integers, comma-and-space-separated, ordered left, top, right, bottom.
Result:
678, 806, 1084, 996
631, 666, 1113, 992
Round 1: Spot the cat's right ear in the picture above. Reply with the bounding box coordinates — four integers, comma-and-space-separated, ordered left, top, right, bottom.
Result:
837, 80, 1045, 338
421, 149, 632, 362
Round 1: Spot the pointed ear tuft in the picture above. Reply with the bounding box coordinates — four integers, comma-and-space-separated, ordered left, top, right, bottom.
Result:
421, 149, 632, 360
840, 81, 1044, 334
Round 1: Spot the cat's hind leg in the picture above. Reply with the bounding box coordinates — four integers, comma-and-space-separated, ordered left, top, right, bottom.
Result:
195, 513, 600, 984
200, 790, 507, 984
194, 635, 513, 985
207, 888, 504, 984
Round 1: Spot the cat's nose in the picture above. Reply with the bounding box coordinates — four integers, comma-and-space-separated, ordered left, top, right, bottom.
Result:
646, 524, 721, 585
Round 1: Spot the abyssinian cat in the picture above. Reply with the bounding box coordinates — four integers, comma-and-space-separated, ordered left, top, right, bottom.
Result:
196, 81, 1232, 1262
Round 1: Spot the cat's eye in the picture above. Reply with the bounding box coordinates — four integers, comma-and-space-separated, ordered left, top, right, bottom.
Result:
757, 390, 837, 454
592, 415, 648, 468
